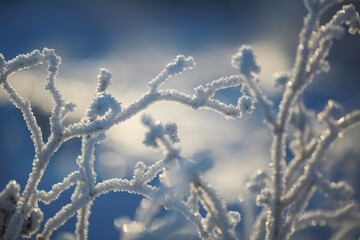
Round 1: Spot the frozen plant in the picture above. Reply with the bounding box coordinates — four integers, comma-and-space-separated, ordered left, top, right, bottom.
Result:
115, 115, 239, 240
234, 0, 360, 239
0, 0, 360, 239
0, 44, 252, 239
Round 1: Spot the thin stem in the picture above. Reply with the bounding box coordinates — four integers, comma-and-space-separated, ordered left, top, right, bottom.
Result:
1, 79, 44, 156
4, 133, 63, 240
269, 7, 319, 239
75, 202, 93, 240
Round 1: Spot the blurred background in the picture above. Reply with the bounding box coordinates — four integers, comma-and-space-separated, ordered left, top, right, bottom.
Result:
0, 0, 359, 239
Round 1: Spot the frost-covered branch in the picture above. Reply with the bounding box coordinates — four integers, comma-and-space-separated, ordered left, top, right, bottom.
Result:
296, 202, 360, 231
36, 171, 81, 205
112, 116, 240, 240
116, 74, 251, 123
0, 43, 255, 239
234, 1, 360, 240
283, 108, 360, 206
0, 51, 44, 157
231, 47, 276, 126
0, 46, 252, 240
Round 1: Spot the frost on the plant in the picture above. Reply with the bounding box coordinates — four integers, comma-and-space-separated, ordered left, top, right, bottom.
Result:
1, 0, 360, 239
87, 93, 121, 118
231, 45, 261, 77
148, 55, 195, 91
96, 68, 112, 93
238, 95, 255, 114
0, 34, 249, 239
0, 181, 43, 239
163, 122, 180, 144
113, 115, 240, 240
237, 1, 360, 239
